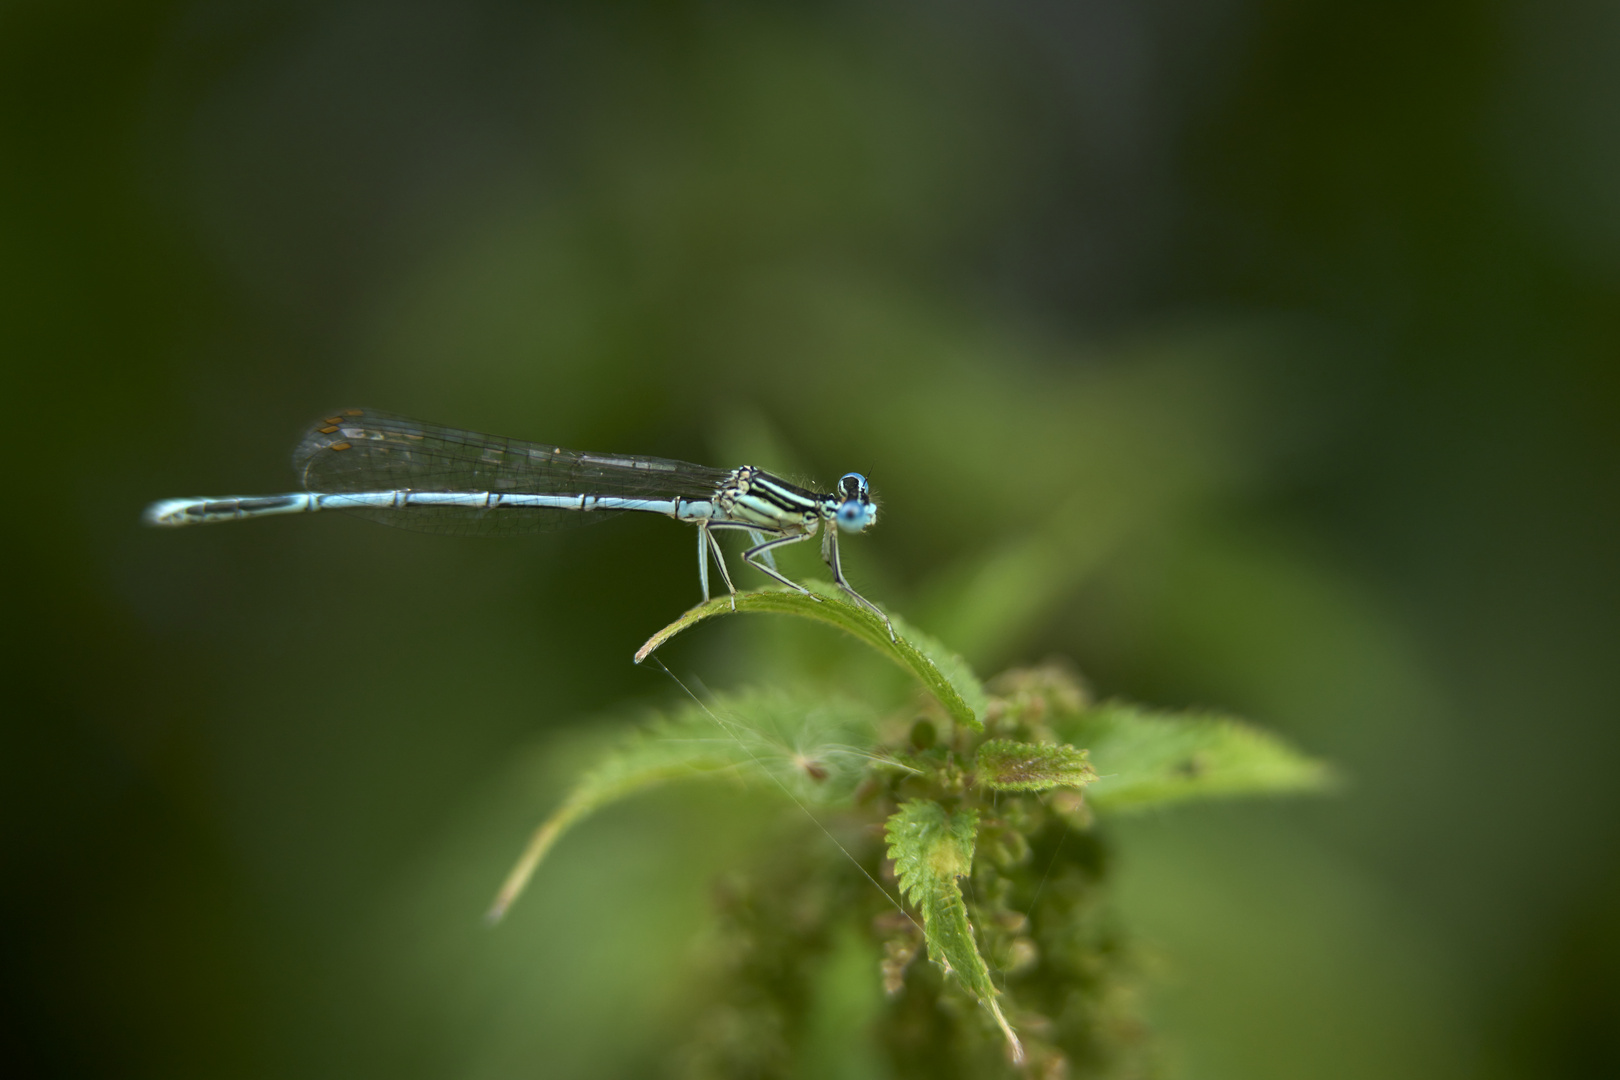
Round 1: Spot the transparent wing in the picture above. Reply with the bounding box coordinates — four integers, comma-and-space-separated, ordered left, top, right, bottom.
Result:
291, 408, 732, 536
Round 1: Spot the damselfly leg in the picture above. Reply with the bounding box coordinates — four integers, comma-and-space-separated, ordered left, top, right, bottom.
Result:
822, 524, 895, 639
746, 529, 778, 571
697, 525, 711, 601
700, 521, 739, 609
739, 529, 819, 596
699, 523, 816, 608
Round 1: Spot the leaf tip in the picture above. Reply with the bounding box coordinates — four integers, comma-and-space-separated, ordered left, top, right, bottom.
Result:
987, 997, 1024, 1065
485, 817, 567, 923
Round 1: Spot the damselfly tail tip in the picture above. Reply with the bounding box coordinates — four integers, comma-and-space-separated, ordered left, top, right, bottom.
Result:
143, 498, 196, 527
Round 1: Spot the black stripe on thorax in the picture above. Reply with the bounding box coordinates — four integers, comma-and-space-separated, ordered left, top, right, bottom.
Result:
746, 471, 824, 513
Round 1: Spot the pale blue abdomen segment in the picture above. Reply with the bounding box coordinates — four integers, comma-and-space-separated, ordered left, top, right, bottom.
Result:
144, 491, 702, 528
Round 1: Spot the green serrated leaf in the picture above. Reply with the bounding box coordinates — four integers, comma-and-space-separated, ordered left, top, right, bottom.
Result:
1056, 700, 1335, 813
975, 739, 1098, 792
885, 800, 1023, 1062
489, 689, 887, 921
635, 580, 987, 731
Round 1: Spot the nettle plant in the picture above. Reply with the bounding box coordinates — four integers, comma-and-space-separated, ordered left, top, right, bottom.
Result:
489, 581, 1329, 1079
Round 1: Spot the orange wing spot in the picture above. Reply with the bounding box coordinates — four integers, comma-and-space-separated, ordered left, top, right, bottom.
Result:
318, 425, 339, 434
329, 441, 352, 451
344, 409, 364, 416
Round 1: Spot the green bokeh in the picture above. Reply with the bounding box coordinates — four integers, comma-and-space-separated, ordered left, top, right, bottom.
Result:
4, 1, 1617, 1076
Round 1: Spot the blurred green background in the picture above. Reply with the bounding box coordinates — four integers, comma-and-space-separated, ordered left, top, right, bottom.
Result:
4, 0, 1618, 1076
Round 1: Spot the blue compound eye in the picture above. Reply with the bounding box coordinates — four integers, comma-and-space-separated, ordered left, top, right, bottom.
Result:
836, 498, 875, 533
833, 473, 875, 532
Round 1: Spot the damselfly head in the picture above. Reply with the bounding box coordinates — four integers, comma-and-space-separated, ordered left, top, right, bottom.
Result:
834, 472, 877, 532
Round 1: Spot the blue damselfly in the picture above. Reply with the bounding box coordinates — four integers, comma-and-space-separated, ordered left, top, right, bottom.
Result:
145, 409, 893, 636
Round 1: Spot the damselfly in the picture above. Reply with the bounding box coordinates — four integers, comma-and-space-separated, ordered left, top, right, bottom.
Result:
145, 409, 893, 637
